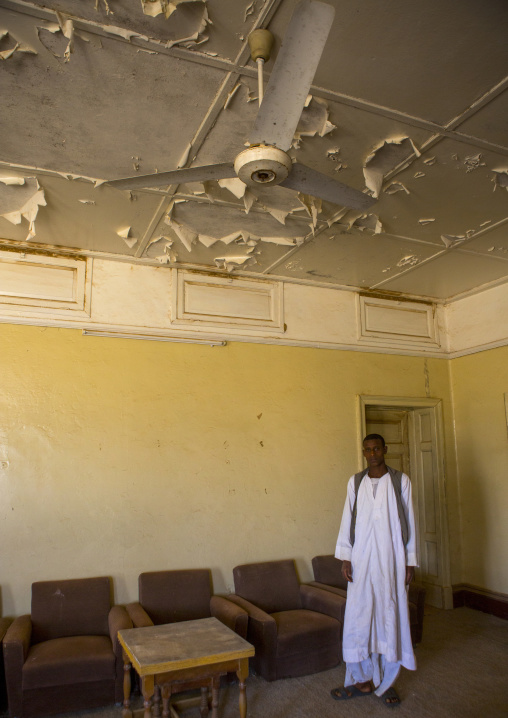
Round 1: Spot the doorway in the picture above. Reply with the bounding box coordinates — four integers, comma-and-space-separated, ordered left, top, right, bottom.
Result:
359, 396, 452, 609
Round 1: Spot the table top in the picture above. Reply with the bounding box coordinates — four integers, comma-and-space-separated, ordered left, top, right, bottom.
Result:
118, 617, 254, 676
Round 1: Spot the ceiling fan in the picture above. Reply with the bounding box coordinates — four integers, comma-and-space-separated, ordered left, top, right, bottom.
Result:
107, 0, 374, 212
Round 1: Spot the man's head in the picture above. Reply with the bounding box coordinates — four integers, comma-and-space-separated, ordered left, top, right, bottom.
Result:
362, 434, 387, 469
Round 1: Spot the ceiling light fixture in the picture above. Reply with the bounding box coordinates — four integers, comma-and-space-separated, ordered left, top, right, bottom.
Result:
82, 329, 226, 346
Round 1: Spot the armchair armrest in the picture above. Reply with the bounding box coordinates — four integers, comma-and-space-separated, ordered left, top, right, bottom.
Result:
210, 595, 248, 639
300, 584, 346, 623
3, 615, 31, 662
408, 582, 425, 608
126, 602, 154, 629
228, 594, 276, 655
227, 595, 273, 623
308, 580, 347, 599
0, 617, 12, 642
3, 615, 32, 718
108, 606, 133, 655
407, 582, 426, 644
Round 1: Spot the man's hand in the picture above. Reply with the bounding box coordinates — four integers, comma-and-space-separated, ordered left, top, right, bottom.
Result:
341, 560, 353, 583
405, 566, 415, 585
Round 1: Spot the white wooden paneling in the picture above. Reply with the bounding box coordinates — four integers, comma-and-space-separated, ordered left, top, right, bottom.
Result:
0, 252, 91, 319
358, 295, 440, 348
171, 270, 284, 333
446, 281, 508, 356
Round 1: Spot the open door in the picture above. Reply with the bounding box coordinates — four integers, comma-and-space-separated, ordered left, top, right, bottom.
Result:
363, 398, 452, 608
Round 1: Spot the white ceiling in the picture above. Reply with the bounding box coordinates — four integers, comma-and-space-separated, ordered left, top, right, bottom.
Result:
1, 0, 507, 302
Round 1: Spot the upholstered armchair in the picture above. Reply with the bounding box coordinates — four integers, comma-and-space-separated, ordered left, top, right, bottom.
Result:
3, 576, 131, 718
311, 554, 426, 645
228, 559, 345, 681
1, 617, 13, 712
126, 569, 248, 639
125, 569, 249, 712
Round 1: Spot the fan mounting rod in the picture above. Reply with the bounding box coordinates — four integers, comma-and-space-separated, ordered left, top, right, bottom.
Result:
248, 29, 274, 106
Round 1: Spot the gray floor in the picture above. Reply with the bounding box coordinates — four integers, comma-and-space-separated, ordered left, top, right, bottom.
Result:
4, 607, 508, 718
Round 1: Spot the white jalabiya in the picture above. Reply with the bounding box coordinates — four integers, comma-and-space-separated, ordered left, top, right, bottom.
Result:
335, 472, 419, 685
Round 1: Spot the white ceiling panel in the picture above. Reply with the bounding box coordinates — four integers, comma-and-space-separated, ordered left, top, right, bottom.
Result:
272, 228, 441, 288
0, 7, 228, 178
458, 223, 508, 259
192, 76, 260, 166
378, 250, 508, 301
289, 98, 436, 195
268, 0, 508, 125
374, 140, 508, 245
23, 0, 257, 59
458, 91, 508, 150
145, 198, 311, 271
0, 172, 164, 254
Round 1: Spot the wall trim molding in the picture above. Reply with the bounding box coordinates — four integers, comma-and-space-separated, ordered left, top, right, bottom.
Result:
0, 312, 507, 360
0, 250, 505, 359
0, 315, 455, 356
452, 583, 508, 620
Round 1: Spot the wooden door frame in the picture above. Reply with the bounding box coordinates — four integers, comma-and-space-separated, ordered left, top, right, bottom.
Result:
358, 394, 453, 609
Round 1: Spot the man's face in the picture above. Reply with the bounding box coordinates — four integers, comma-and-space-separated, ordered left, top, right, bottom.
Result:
362, 438, 387, 467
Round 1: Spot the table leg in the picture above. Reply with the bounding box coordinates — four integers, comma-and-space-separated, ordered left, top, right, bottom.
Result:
236, 658, 249, 718
122, 652, 132, 718
142, 675, 154, 718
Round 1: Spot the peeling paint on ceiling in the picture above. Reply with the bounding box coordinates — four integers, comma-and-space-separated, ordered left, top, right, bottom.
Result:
0, 0, 507, 301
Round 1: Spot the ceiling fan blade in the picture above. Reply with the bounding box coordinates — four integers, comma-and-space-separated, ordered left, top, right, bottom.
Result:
280, 162, 376, 211
107, 163, 236, 191
249, 1, 335, 151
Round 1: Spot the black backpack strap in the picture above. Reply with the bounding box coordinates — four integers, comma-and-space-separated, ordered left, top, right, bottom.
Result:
350, 469, 368, 546
387, 466, 409, 546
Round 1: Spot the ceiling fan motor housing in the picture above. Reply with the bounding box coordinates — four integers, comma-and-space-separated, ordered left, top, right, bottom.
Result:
234, 145, 292, 187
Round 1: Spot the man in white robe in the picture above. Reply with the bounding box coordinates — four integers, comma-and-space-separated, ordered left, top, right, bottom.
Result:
331, 433, 418, 706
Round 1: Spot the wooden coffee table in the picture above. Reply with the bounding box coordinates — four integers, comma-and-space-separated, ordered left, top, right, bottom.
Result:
118, 617, 255, 718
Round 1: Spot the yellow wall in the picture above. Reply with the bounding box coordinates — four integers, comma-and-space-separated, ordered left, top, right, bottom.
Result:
0, 323, 483, 616
449, 346, 508, 594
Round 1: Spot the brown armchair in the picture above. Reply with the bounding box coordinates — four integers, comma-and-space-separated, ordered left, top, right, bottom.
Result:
228, 559, 344, 682
126, 569, 248, 638
3, 576, 131, 718
311, 554, 426, 645
126, 569, 248, 713
1, 617, 13, 712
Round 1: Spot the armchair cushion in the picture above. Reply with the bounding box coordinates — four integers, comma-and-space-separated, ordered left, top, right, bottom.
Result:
22, 636, 115, 690
31, 577, 110, 643
232, 560, 302, 613
273, 610, 339, 657
138, 570, 212, 624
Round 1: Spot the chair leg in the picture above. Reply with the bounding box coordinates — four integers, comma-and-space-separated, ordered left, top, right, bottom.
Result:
211, 676, 220, 718
200, 686, 209, 718
153, 685, 161, 718
161, 684, 171, 718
